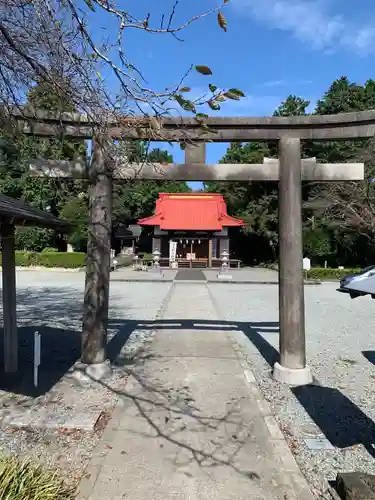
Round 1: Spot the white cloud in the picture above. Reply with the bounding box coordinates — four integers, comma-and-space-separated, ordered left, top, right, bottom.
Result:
212, 93, 281, 116
260, 79, 313, 88
261, 79, 287, 88
232, 0, 375, 54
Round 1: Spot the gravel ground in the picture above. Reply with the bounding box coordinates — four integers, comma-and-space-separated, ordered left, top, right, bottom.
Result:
204, 267, 279, 282
0, 272, 172, 487
209, 282, 375, 498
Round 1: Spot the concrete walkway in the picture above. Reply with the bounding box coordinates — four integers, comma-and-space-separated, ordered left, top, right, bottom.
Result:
78, 283, 313, 500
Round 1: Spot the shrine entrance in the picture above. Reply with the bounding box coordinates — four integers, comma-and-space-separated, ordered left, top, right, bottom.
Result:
176, 238, 208, 260
2, 108, 370, 386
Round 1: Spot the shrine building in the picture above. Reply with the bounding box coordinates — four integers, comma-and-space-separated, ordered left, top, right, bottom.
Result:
138, 193, 244, 268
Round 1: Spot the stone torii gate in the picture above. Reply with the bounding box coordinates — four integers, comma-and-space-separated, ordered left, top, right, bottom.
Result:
5, 108, 373, 385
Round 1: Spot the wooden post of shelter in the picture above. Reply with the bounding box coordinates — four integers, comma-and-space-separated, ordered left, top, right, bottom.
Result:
2, 223, 17, 373
81, 136, 113, 370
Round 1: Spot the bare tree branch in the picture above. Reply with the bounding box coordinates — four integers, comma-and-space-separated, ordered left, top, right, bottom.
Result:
0, 0, 240, 124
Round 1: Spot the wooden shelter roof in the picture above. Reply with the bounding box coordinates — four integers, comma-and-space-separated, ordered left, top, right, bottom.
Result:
0, 194, 70, 229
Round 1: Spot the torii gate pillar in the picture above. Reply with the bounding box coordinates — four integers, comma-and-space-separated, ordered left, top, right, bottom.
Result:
81, 137, 112, 374
273, 136, 313, 385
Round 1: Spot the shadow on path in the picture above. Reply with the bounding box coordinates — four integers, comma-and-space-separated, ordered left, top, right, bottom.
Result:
362, 350, 375, 365
292, 385, 375, 455
0, 287, 83, 397
106, 318, 375, 457
1, 298, 374, 460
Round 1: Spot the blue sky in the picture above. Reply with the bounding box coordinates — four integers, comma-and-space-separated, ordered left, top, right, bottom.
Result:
91, 0, 375, 186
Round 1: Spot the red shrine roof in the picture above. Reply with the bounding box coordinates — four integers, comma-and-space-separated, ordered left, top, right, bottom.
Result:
138, 193, 244, 231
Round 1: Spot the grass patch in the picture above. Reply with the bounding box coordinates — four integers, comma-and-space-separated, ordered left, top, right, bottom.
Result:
0, 456, 75, 499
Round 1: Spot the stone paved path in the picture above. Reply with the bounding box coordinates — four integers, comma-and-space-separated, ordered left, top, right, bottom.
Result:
78, 283, 313, 500
175, 269, 206, 281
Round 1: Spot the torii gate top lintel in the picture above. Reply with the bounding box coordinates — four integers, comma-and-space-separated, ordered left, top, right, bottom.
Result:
4, 107, 375, 141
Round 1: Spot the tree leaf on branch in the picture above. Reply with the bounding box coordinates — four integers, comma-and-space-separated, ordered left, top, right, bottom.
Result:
215, 95, 226, 102
174, 94, 186, 107
209, 84, 217, 93
195, 65, 213, 76
208, 100, 220, 111
179, 87, 191, 93
173, 94, 196, 113
183, 100, 196, 113
196, 113, 209, 119
84, 0, 95, 11
224, 92, 241, 100
228, 88, 245, 97
218, 12, 227, 32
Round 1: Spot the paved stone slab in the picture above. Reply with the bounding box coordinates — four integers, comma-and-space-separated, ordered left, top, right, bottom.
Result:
148, 329, 238, 359
175, 269, 206, 281
0, 406, 101, 431
164, 283, 217, 320
304, 438, 335, 450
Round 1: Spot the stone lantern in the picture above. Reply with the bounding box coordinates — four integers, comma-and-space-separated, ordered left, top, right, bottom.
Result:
221, 250, 229, 269
133, 254, 141, 271
152, 248, 163, 276
218, 250, 232, 280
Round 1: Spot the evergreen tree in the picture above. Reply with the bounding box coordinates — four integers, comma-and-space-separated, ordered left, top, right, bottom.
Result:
0, 76, 87, 250
206, 79, 375, 266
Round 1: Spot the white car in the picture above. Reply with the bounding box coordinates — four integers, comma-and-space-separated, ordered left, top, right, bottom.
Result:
340, 265, 375, 298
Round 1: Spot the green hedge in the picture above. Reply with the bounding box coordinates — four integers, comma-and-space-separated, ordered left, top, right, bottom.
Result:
306, 268, 360, 280
0, 252, 86, 268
